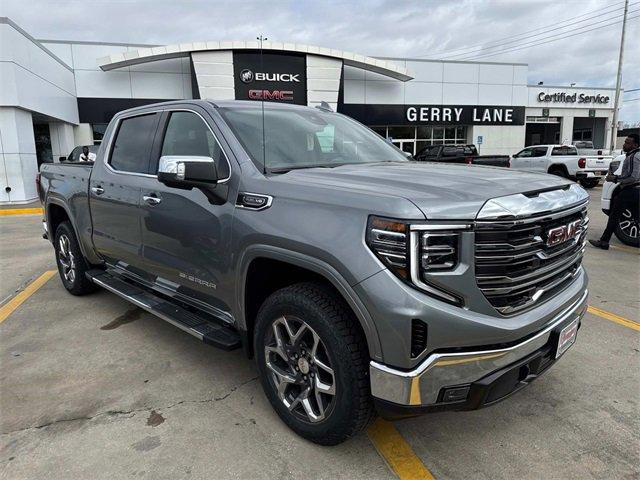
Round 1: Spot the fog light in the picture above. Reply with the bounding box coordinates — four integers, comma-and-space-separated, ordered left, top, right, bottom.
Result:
441, 385, 470, 403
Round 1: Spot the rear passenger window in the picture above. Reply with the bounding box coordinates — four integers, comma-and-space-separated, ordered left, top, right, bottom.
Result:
160, 111, 230, 179
533, 147, 548, 157
109, 114, 159, 173
551, 146, 577, 156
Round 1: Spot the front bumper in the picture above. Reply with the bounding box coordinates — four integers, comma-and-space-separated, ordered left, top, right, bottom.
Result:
369, 289, 587, 412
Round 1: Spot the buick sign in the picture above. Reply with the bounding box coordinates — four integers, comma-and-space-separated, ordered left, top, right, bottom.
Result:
233, 51, 307, 105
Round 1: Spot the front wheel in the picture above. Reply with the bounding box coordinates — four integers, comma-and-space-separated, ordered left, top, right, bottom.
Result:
254, 282, 374, 445
579, 178, 600, 189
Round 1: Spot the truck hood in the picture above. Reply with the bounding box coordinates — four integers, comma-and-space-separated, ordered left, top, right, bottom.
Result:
281, 162, 572, 219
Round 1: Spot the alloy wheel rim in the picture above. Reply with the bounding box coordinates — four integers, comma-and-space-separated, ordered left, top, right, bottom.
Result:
58, 234, 76, 284
264, 316, 336, 423
618, 209, 639, 239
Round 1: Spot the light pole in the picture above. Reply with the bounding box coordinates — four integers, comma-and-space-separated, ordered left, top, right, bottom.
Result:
610, 0, 628, 152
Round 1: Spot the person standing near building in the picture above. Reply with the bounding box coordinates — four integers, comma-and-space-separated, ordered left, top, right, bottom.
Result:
79, 146, 96, 162
589, 134, 640, 249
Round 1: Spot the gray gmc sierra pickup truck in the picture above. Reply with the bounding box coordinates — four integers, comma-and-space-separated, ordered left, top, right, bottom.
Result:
39, 100, 589, 445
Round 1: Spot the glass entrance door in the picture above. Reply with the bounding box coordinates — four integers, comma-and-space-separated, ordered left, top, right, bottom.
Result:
392, 140, 416, 155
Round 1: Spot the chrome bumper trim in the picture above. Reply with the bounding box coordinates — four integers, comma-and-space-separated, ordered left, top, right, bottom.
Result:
369, 289, 588, 406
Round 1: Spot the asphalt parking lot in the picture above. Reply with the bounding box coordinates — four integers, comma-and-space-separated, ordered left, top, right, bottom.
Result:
1, 188, 638, 480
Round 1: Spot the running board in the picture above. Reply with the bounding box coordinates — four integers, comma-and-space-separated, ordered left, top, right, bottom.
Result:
86, 270, 241, 350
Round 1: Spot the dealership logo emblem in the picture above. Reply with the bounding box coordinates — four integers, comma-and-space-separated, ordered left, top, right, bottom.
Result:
546, 219, 582, 247
240, 69, 254, 83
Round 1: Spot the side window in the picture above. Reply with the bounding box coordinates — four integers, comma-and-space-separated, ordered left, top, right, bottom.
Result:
442, 146, 459, 157
160, 111, 230, 179
533, 147, 548, 157
515, 148, 532, 158
551, 146, 577, 156
109, 114, 159, 173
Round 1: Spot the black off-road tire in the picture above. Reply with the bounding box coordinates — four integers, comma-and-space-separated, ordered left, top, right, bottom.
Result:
254, 282, 375, 445
614, 194, 640, 248
54, 221, 97, 295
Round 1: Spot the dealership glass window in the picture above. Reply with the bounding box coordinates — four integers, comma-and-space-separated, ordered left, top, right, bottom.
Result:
573, 129, 593, 141
387, 126, 415, 139
370, 126, 468, 155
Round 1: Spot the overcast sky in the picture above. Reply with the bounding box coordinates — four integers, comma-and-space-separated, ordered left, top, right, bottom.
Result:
2, 0, 638, 123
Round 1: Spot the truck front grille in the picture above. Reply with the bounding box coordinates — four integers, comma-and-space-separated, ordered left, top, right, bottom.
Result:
475, 204, 588, 315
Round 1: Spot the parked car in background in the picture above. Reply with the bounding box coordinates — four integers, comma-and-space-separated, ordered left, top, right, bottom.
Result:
60, 145, 98, 163
510, 144, 612, 188
601, 154, 639, 247
414, 144, 510, 167
38, 100, 589, 445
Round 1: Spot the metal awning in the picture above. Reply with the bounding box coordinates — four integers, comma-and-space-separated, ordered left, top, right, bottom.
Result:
98, 41, 413, 81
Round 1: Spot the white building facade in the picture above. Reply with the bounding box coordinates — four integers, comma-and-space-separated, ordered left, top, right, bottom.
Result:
0, 17, 617, 204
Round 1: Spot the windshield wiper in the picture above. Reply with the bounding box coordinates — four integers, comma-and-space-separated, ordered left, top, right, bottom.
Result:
269, 163, 348, 174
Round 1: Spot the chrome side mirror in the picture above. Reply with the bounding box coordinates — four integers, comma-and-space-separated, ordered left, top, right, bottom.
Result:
157, 155, 218, 188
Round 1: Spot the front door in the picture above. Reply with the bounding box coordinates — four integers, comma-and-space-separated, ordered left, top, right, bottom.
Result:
510, 147, 533, 170
90, 112, 160, 274
137, 108, 237, 316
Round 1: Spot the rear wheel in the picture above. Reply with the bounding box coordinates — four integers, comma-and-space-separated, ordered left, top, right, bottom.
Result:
254, 282, 374, 445
579, 178, 600, 189
54, 221, 97, 295
614, 197, 640, 247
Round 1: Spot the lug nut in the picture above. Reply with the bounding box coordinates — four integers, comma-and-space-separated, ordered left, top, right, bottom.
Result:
295, 366, 299, 371
303, 375, 308, 380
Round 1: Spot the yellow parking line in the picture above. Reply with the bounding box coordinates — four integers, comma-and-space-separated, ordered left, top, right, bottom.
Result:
587, 306, 640, 332
610, 244, 639, 254
0, 270, 56, 324
0, 207, 43, 216
368, 418, 436, 480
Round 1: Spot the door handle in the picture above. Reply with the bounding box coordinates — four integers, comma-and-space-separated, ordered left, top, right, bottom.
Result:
143, 195, 162, 206
91, 186, 104, 195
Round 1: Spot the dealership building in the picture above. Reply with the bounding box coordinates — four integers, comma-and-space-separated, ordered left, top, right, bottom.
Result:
0, 17, 619, 204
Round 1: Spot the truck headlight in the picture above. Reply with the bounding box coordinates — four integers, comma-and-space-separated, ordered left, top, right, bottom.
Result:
366, 216, 409, 279
419, 232, 459, 271
366, 216, 465, 305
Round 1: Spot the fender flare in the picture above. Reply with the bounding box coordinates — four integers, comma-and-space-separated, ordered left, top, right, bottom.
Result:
45, 197, 93, 262
236, 244, 383, 361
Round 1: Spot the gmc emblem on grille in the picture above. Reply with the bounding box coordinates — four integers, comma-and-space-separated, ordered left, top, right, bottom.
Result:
546, 219, 582, 247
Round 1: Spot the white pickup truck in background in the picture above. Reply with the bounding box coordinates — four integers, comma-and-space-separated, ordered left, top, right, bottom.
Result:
510, 144, 613, 188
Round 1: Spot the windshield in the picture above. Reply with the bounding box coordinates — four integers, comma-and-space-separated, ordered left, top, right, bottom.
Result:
218, 106, 409, 172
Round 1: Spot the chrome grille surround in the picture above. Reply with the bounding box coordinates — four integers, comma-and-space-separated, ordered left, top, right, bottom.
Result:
475, 185, 589, 315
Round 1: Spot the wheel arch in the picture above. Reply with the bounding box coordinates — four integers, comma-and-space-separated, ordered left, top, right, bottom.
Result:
237, 245, 383, 362
46, 199, 92, 261
547, 164, 569, 177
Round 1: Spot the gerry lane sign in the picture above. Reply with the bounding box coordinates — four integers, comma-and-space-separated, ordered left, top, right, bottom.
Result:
339, 104, 526, 126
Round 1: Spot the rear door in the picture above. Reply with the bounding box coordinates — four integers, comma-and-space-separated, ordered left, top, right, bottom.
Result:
136, 107, 238, 316
90, 112, 161, 274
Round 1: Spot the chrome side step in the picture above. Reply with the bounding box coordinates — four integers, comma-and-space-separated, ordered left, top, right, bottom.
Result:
86, 270, 241, 350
